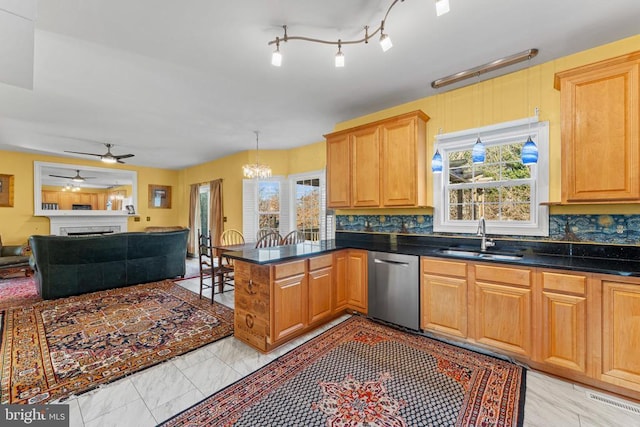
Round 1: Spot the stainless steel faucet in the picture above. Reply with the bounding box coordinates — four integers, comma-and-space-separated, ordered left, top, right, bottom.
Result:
477, 217, 495, 252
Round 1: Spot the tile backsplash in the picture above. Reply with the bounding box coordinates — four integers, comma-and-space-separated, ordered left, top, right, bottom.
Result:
336, 214, 640, 245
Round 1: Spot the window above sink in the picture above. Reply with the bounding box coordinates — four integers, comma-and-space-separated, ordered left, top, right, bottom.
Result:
433, 117, 549, 237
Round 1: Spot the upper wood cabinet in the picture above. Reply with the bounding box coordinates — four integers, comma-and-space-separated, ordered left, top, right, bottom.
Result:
325, 110, 429, 208
555, 51, 640, 203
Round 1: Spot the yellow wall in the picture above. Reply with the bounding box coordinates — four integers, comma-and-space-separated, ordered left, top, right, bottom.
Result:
2, 34, 639, 244
0, 150, 180, 245
332, 33, 640, 215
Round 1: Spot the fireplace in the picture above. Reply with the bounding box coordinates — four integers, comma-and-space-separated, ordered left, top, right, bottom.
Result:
48, 215, 129, 236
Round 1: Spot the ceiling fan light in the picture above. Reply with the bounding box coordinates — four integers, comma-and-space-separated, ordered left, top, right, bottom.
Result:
380, 34, 393, 52
101, 156, 117, 164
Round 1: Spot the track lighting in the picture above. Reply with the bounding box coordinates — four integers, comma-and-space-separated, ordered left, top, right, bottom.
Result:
335, 41, 345, 68
435, 0, 450, 16
271, 38, 282, 67
267, 0, 408, 67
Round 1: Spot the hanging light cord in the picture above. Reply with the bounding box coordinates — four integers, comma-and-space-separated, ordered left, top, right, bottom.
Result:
267, 0, 403, 48
254, 130, 260, 164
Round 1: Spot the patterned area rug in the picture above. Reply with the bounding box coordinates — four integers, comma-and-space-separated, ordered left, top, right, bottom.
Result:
0, 277, 41, 311
0, 280, 234, 404
164, 316, 525, 427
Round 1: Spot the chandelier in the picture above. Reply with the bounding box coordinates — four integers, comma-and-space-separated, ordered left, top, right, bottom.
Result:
268, 0, 451, 68
242, 131, 272, 179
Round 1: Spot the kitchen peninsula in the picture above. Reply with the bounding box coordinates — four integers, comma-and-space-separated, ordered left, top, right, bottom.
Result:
226, 233, 640, 401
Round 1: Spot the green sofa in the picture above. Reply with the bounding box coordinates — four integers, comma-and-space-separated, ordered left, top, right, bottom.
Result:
0, 236, 31, 278
29, 229, 189, 300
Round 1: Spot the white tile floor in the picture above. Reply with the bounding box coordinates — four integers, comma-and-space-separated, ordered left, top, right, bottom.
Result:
55, 274, 640, 427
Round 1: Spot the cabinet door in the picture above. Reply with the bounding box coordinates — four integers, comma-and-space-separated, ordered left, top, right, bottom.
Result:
556, 56, 640, 202
346, 249, 368, 313
272, 273, 307, 343
539, 271, 587, 373
308, 266, 333, 325
422, 274, 467, 337
333, 250, 348, 313
351, 126, 380, 207
326, 134, 351, 208
600, 280, 640, 388
380, 115, 425, 206
473, 264, 532, 356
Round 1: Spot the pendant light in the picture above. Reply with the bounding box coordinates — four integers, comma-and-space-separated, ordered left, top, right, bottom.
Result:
521, 57, 539, 164
472, 76, 486, 164
431, 149, 443, 173
242, 131, 272, 179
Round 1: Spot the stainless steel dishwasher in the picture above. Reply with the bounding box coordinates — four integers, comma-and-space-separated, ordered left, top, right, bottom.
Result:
368, 251, 420, 330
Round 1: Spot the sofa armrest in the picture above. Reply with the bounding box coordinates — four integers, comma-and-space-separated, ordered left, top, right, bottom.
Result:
1, 244, 26, 257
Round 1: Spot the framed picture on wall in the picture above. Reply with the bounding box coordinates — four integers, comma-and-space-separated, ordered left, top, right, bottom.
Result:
0, 174, 14, 207
148, 184, 171, 208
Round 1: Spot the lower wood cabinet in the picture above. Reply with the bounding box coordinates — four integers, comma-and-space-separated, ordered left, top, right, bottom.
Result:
599, 278, 640, 391
420, 257, 467, 338
538, 270, 588, 374
234, 250, 368, 353
472, 263, 533, 356
345, 249, 368, 314
272, 260, 307, 343
308, 255, 333, 326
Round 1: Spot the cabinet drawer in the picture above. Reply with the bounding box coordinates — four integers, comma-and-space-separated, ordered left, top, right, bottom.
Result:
541, 271, 586, 295
309, 254, 333, 271
274, 260, 306, 279
235, 308, 268, 352
422, 257, 467, 277
475, 264, 531, 287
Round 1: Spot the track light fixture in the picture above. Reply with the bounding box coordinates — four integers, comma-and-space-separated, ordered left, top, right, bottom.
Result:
268, 0, 415, 67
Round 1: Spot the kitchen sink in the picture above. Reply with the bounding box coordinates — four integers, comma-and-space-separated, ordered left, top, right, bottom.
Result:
437, 248, 523, 261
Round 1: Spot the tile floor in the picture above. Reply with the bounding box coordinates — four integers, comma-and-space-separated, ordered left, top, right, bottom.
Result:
54, 271, 640, 427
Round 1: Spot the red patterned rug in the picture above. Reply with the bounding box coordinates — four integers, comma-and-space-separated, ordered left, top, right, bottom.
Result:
0, 277, 41, 311
0, 280, 234, 404
164, 316, 525, 427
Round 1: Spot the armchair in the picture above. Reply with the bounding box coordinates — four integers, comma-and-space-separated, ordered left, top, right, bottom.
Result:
0, 236, 31, 278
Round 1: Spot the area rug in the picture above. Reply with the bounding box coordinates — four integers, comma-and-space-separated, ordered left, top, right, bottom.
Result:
0, 280, 234, 404
0, 276, 41, 311
163, 316, 525, 427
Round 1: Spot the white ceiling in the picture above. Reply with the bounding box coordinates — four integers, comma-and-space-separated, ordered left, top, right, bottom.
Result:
0, 0, 638, 169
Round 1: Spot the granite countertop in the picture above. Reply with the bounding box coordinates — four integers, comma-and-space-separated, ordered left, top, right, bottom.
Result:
224, 233, 640, 277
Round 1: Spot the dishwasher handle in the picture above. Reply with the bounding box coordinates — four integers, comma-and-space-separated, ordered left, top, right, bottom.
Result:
374, 258, 410, 267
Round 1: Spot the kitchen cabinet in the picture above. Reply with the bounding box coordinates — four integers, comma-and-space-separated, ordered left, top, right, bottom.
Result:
472, 263, 533, 357
307, 254, 333, 325
326, 133, 350, 208
325, 110, 429, 208
537, 270, 588, 374
234, 251, 366, 353
272, 260, 307, 343
421, 257, 467, 338
333, 250, 348, 312
599, 277, 640, 391
555, 50, 640, 203
346, 249, 368, 314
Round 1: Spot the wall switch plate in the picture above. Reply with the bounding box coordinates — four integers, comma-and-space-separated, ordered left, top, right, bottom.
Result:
134, 217, 140, 222
223, 216, 227, 222
146, 216, 151, 221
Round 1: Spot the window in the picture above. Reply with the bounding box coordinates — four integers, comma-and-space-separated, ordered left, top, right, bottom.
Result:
243, 171, 334, 243
433, 118, 549, 236
198, 184, 210, 237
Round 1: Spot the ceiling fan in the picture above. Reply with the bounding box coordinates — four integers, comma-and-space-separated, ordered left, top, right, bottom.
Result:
65, 143, 134, 164
49, 170, 95, 183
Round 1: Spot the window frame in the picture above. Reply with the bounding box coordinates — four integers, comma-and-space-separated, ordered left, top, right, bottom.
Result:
433, 117, 549, 237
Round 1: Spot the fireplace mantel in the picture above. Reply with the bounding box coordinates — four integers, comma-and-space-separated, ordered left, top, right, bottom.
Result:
44, 213, 130, 235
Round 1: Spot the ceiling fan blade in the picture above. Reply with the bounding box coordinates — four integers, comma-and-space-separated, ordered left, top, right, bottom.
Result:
64, 150, 102, 157
114, 154, 134, 159
117, 159, 126, 164
49, 174, 75, 179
